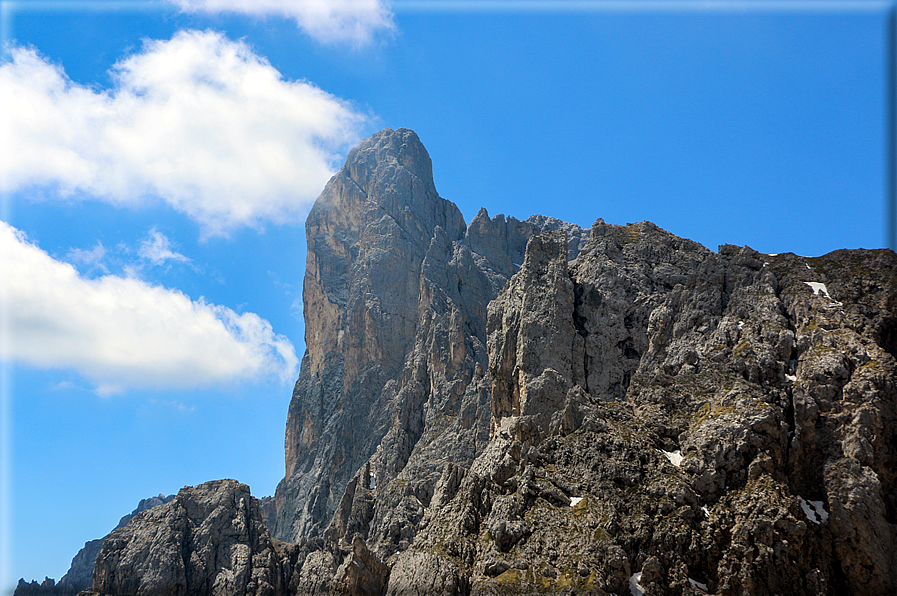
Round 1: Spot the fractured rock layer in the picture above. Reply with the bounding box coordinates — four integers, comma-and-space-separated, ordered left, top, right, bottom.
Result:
404, 221, 897, 595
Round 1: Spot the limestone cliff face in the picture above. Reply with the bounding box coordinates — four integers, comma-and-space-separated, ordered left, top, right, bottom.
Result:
275, 128, 587, 546
67, 129, 897, 596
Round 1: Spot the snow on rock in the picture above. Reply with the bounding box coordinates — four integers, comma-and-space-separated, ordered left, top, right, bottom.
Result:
659, 449, 683, 467
811, 500, 829, 523
799, 496, 829, 524
786, 374, 797, 382
569, 497, 584, 507
737, 321, 744, 330
369, 472, 376, 490
805, 281, 843, 306
629, 572, 645, 596
702, 506, 710, 519
688, 578, 709, 592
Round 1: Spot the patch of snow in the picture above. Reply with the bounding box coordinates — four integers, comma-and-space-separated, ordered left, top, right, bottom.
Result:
806, 263, 811, 270
799, 496, 828, 524
688, 578, 709, 592
804, 281, 829, 297
369, 472, 376, 490
799, 497, 816, 523
513, 262, 522, 268
768, 253, 778, 256
702, 506, 710, 519
737, 321, 744, 330
805, 281, 842, 306
569, 496, 584, 507
659, 449, 683, 467
809, 499, 828, 523
629, 572, 645, 596
786, 374, 797, 382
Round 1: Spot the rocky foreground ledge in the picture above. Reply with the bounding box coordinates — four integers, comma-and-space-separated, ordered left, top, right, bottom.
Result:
25, 128, 897, 595
77, 480, 301, 596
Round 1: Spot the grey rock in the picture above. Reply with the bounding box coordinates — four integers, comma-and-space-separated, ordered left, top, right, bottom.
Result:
400, 221, 897, 595
114, 493, 176, 530
275, 128, 586, 558
51, 129, 897, 596
81, 480, 297, 596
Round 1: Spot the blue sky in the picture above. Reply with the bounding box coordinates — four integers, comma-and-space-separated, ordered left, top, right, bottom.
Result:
0, 0, 892, 591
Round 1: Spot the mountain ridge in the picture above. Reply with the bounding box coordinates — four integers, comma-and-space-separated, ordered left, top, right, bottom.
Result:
18, 128, 896, 595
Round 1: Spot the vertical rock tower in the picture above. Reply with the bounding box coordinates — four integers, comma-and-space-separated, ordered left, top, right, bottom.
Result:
274, 128, 586, 544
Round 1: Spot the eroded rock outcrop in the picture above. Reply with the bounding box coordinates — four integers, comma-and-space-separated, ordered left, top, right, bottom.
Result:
80, 480, 297, 596
395, 221, 897, 595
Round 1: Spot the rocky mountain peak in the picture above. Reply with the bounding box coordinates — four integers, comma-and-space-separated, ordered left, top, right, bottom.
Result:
81, 479, 297, 596
59, 129, 897, 596
342, 128, 438, 200
276, 130, 589, 545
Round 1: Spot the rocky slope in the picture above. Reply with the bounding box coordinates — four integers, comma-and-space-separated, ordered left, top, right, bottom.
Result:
78, 480, 299, 596
73, 128, 896, 595
390, 224, 897, 595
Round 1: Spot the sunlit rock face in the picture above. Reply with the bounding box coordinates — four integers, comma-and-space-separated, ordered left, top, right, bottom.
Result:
274, 128, 587, 549
74, 129, 897, 596
81, 480, 298, 596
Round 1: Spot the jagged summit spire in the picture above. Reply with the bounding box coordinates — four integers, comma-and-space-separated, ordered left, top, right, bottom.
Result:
310, 128, 463, 247
343, 128, 435, 194
37, 127, 897, 596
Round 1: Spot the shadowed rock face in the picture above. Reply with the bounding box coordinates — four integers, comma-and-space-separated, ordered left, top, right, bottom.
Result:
70, 129, 897, 596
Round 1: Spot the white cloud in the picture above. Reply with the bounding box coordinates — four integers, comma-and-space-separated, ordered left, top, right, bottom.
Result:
67, 242, 107, 268
139, 227, 191, 265
0, 221, 298, 394
0, 30, 368, 235
173, 0, 395, 44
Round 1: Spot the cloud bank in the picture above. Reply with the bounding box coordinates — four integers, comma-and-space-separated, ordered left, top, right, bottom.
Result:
0, 222, 298, 395
172, 0, 395, 44
0, 30, 367, 235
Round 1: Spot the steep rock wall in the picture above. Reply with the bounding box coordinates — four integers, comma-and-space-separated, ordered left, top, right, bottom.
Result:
275, 128, 587, 547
